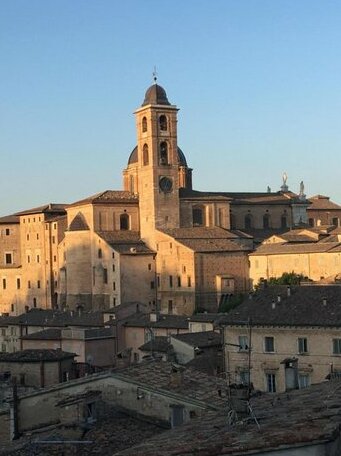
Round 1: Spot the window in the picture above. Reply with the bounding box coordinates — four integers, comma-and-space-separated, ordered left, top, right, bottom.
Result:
52, 236, 56, 244
238, 335, 249, 351
28, 280, 31, 289
239, 370, 250, 385
263, 214, 270, 229
33, 298, 37, 307
333, 339, 341, 354
142, 116, 147, 133
54, 223, 57, 229
53, 255, 57, 263
264, 336, 274, 352
159, 115, 167, 131
120, 214, 129, 230
169, 275, 173, 287
168, 300, 173, 314
112, 252, 115, 259
298, 374, 310, 389
103, 268, 108, 284
26, 234, 29, 241
36, 233, 39, 240
281, 215, 287, 228
244, 214, 252, 230
187, 276, 192, 287
37, 280, 41, 289
177, 276, 181, 287
143, 144, 149, 165
5, 253, 12, 265
308, 218, 314, 227
157, 275, 160, 287
5, 228, 10, 236
112, 264, 115, 272
113, 282, 116, 291
150, 281, 155, 289
36, 255, 40, 263
148, 263, 152, 271
2, 279, 6, 290
230, 213, 236, 230
159, 142, 168, 165
332, 217, 339, 227
266, 373, 276, 392
193, 206, 205, 227
16, 278, 21, 290
98, 248, 102, 259
298, 337, 308, 354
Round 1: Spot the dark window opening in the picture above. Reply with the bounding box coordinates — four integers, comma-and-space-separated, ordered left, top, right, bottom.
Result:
244, 214, 252, 230
143, 144, 149, 165
193, 206, 204, 227
120, 214, 129, 230
142, 116, 147, 133
263, 214, 270, 229
159, 115, 168, 131
159, 142, 168, 165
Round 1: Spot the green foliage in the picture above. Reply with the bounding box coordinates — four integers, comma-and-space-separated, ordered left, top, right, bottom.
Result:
218, 293, 245, 313
255, 272, 311, 289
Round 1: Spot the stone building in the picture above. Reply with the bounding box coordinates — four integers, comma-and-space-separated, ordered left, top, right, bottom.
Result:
250, 226, 341, 285
221, 285, 341, 393
307, 194, 341, 227
1, 81, 339, 316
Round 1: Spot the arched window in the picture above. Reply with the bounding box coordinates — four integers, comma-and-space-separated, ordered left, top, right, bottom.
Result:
143, 144, 149, 166
193, 206, 205, 226
263, 214, 270, 229
120, 214, 129, 230
159, 142, 168, 165
281, 215, 287, 228
129, 175, 135, 193
159, 115, 167, 131
142, 117, 147, 133
244, 214, 252, 230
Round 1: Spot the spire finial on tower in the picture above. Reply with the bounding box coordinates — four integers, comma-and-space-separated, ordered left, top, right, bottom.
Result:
153, 66, 157, 83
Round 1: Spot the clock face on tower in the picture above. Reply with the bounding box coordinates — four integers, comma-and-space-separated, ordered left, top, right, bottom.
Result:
159, 176, 173, 193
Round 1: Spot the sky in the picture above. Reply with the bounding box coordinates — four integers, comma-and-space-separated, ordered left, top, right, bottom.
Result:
1, 0, 341, 216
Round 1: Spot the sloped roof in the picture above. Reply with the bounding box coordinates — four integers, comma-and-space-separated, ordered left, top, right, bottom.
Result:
180, 189, 305, 205
21, 328, 62, 340
0, 214, 20, 224
251, 241, 341, 256
139, 336, 171, 353
0, 349, 76, 362
97, 231, 154, 254
160, 227, 251, 252
68, 212, 90, 231
4, 308, 104, 327
308, 195, 341, 211
171, 331, 222, 348
69, 191, 138, 207
220, 285, 341, 327
15, 204, 67, 216
123, 312, 189, 330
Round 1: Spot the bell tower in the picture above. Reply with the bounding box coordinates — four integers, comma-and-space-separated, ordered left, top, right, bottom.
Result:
134, 82, 180, 241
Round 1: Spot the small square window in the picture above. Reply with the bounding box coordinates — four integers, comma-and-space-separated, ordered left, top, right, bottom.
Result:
5, 229, 10, 236
264, 336, 274, 353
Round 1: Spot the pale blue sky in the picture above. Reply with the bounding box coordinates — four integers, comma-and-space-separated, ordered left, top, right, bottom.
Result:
1, 0, 341, 215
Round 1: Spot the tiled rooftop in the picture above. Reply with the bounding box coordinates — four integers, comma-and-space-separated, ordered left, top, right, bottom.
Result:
114, 360, 226, 409
0, 349, 75, 362
115, 379, 341, 455
69, 190, 138, 207
123, 312, 189, 330
220, 285, 341, 327
171, 331, 222, 348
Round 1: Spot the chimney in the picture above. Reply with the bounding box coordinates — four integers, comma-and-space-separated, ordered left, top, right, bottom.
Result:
150, 312, 158, 322
287, 286, 291, 297
271, 300, 276, 310
322, 297, 327, 306
169, 365, 184, 387
277, 295, 281, 303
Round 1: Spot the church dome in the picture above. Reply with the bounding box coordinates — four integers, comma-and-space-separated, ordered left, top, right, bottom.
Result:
127, 146, 187, 167
142, 84, 171, 106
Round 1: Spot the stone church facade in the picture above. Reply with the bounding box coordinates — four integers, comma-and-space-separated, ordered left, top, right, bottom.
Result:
0, 83, 317, 315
